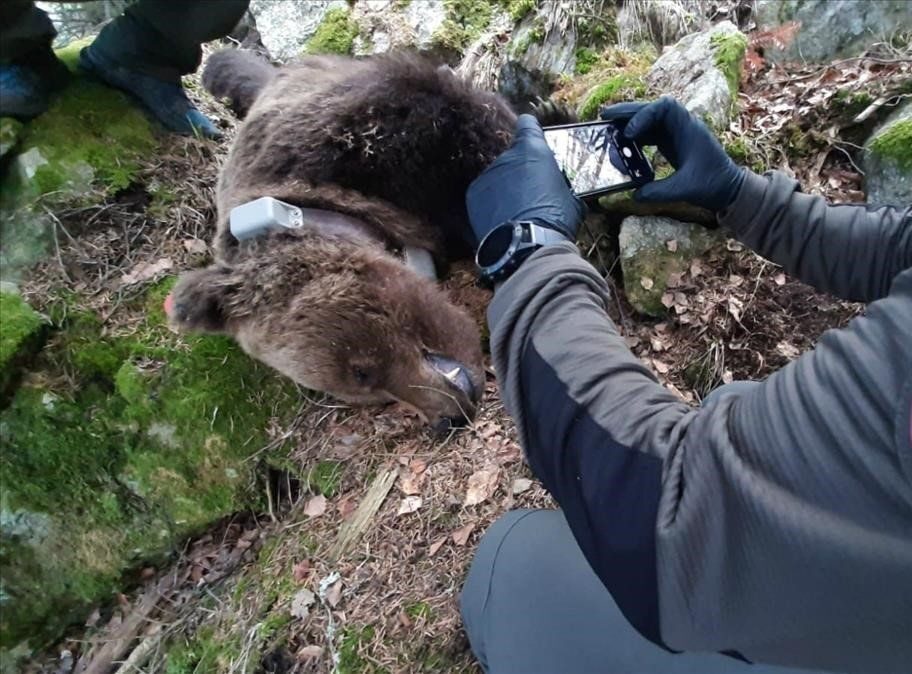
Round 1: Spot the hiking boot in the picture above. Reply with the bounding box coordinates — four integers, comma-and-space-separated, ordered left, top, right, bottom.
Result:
78, 44, 221, 139
0, 48, 70, 120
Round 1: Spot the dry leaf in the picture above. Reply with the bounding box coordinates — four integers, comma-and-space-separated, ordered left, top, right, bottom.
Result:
182, 239, 207, 254
293, 560, 311, 583
409, 458, 427, 474
661, 292, 675, 309
397, 495, 423, 515
652, 359, 670, 374
649, 336, 665, 352
399, 470, 425, 496
690, 260, 704, 277
452, 522, 476, 546
729, 274, 744, 286
639, 276, 654, 290
666, 272, 683, 288
428, 537, 447, 557
290, 588, 315, 619
624, 335, 641, 348
774, 273, 786, 286
674, 291, 688, 307
398, 610, 413, 628
464, 466, 500, 506
337, 495, 357, 519
326, 580, 343, 608
511, 478, 533, 495
297, 645, 323, 661
304, 495, 327, 518
727, 297, 744, 322
120, 258, 173, 287
666, 239, 678, 252
776, 341, 801, 359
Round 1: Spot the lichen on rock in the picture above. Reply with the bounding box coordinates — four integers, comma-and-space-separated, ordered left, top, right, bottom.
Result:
619, 215, 721, 316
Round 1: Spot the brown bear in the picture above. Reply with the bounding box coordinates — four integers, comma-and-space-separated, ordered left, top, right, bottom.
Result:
168, 50, 522, 432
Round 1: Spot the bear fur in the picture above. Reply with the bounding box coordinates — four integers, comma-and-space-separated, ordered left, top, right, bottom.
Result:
170, 50, 522, 430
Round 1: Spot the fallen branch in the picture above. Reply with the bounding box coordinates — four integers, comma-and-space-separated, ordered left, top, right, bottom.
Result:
76, 573, 177, 674
327, 468, 397, 562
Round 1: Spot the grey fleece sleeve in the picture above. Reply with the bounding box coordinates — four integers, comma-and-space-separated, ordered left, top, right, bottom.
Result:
720, 170, 912, 302
488, 183, 912, 672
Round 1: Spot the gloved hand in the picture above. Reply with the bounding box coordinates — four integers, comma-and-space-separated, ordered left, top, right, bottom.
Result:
466, 114, 586, 246
600, 97, 745, 212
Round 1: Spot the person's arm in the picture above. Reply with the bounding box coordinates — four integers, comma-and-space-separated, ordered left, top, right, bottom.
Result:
489, 243, 912, 671
722, 170, 912, 302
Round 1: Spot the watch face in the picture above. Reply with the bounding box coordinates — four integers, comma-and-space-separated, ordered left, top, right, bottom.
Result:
477, 224, 516, 268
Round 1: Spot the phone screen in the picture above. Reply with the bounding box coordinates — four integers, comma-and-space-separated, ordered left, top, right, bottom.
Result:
543, 122, 652, 197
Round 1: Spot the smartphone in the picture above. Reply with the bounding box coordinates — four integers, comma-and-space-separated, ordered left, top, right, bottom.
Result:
543, 121, 654, 197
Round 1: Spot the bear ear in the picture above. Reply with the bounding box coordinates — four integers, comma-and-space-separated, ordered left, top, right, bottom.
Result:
166, 266, 240, 334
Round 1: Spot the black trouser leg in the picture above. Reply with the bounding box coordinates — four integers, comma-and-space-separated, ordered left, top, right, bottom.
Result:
88, 0, 249, 83
0, 0, 56, 63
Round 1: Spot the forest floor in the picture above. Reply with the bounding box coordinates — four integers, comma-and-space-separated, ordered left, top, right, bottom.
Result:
22, 45, 909, 674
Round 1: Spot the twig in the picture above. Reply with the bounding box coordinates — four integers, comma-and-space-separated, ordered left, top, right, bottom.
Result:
327, 468, 397, 562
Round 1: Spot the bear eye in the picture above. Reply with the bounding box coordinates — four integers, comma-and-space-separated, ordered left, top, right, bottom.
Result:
352, 366, 370, 385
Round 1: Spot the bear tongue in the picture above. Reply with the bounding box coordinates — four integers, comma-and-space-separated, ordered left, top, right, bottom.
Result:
163, 293, 175, 317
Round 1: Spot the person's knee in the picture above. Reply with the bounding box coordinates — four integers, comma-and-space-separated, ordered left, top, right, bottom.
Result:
460, 510, 539, 660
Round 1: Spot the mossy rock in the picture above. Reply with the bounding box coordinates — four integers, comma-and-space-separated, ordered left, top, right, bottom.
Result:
0, 40, 158, 283
646, 21, 746, 131
863, 102, 912, 205
618, 215, 720, 316
304, 6, 360, 55
0, 280, 303, 659
578, 74, 647, 120
431, 0, 497, 55
0, 291, 48, 402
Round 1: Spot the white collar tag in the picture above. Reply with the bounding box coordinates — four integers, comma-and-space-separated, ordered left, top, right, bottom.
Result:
229, 197, 304, 241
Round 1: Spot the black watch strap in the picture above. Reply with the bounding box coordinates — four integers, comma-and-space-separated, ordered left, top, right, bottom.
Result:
476, 220, 570, 285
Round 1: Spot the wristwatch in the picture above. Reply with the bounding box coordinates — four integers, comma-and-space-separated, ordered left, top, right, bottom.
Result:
475, 220, 570, 285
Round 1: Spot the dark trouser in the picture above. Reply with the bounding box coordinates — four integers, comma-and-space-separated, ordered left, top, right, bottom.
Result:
461, 509, 827, 674
0, 0, 248, 82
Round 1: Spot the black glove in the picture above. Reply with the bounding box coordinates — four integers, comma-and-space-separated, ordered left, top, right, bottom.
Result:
466, 114, 586, 246
600, 97, 746, 212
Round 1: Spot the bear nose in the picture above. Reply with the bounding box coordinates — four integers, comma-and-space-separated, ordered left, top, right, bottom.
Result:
424, 353, 478, 404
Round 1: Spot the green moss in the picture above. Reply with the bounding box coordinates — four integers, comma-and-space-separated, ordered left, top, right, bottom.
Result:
405, 601, 433, 620
0, 280, 302, 650
511, 19, 545, 58
432, 0, 496, 53
0, 292, 46, 395
304, 7, 360, 55
506, 0, 535, 22
339, 625, 388, 674
258, 611, 293, 642
9, 43, 158, 200
164, 627, 239, 674
306, 460, 344, 498
574, 47, 600, 75
0, 118, 23, 160
710, 31, 747, 97
869, 119, 912, 170
724, 137, 749, 164
578, 74, 647, 120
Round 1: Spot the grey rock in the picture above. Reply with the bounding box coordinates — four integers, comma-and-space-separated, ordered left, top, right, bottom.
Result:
863, 101, 912, 207
352, 0, 448, 56
249, 0, 348, 61
646, 21, 746, 131
619, 215, 720, 316
756, 0, 912, 63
